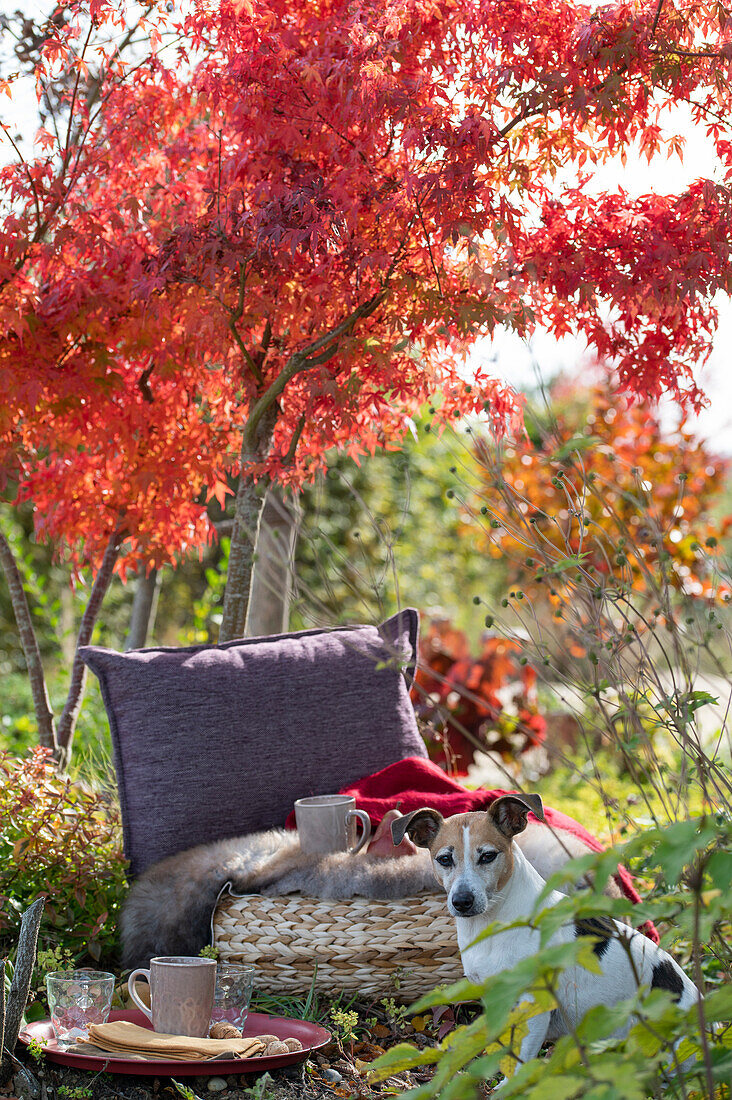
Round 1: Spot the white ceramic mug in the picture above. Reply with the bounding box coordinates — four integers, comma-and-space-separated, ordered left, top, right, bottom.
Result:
295, 794, 371, 855
127, 956, 216, 1036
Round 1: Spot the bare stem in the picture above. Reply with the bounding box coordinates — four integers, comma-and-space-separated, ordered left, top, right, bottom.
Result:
55, 518, 126, 767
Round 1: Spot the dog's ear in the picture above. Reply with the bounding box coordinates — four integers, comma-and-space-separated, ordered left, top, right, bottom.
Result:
490, 794, 545, 838
390, 808, 444, 849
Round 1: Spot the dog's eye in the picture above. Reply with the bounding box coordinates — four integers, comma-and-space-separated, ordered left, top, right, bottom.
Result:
435, 853, 454, 868
478, 850, 498, 865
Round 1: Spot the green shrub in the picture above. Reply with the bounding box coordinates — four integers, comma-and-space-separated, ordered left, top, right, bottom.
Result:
0, 748, 128, 965
369, 819, 732, 1100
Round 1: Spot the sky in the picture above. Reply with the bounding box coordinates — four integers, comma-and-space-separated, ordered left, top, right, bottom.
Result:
1, 3, 731, 450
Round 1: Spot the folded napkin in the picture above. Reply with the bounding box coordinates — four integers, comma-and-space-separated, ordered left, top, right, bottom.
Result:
83, 1020, 265, 1061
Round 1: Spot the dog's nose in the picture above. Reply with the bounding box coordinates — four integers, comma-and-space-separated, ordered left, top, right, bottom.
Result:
451, 889, 476, 915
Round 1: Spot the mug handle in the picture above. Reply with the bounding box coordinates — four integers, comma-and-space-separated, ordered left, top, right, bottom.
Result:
347, 809, 372, 854
127, 968, 153, 1022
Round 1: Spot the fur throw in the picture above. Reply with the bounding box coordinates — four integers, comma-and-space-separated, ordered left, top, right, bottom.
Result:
121, 820, 604, 970
121, 829, 438, 969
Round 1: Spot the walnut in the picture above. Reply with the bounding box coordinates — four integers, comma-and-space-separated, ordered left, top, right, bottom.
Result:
263, 1039, 291, 1056
209, 1021, 242, 1040
283, 1037, 303, 1052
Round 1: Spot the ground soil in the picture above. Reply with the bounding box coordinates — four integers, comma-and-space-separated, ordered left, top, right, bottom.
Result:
5, 1042, 438, 1100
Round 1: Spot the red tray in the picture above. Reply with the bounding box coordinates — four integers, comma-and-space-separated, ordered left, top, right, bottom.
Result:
18, 1008, 331, 1077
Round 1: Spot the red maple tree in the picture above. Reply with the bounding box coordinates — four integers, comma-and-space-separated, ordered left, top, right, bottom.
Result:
2, 0, 732, 764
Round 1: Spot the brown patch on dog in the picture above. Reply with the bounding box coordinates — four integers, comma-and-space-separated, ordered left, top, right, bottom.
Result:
495, 847, 514, 891
490, 794, 543, 839
428, 811, 515, 887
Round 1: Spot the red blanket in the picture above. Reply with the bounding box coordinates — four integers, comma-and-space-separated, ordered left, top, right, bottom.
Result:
286, 756, 658, 942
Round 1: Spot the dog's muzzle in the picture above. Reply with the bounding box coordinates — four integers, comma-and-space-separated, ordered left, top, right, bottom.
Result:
450, 887, 481, 916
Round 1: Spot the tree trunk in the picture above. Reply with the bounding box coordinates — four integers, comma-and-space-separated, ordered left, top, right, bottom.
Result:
126, 568, 161, 650
246, 487, 301, 637
0, 526, 57, 752
59, 583, 76, 668
0, 898, 45, 1086
219, 406, 279, 643
219, 472, 269, 642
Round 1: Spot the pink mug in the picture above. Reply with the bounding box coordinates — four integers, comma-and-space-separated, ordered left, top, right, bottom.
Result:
127, 956, 216, 1036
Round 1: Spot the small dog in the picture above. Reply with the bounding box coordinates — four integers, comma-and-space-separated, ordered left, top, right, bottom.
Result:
392, 794, 700, 1079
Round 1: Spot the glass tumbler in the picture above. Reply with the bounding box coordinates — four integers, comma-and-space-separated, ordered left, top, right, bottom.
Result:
210, 963, 255, 1030
46, 970, 116, 1048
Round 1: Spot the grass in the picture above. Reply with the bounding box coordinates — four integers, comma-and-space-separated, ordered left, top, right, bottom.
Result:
534, 748, 707, 843
0, 670, 112, 766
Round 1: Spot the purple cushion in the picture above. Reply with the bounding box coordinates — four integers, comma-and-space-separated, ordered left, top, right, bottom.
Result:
80, 610, 426, 875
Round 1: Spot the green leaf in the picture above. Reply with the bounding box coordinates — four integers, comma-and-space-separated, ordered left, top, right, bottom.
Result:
548, 553, 590, 574
424, 1018, 494, 1093
435, 1067, 491, 1100
708, 1045, 732, 1082
23, 1001, 47, 1024
553, 434, 601, 461
681, 690, 719, 712
526, 1074, 585, 1100
706, 848, 732, 892
411, 978, 487, 1012
368, 1042, 439, 1082
172, 1082, 205, 1100
649, 819, 719, 883
704, 983, 732, 1022
462, 1051, 502, 1081
575, 1000, 637, 1044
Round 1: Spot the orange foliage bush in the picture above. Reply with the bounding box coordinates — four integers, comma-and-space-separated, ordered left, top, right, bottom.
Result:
473, 378, 731, 604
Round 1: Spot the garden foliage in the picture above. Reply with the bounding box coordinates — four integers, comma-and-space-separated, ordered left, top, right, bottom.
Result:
369, 819, 732, 1100
460, 388, 732, 818
412, 620, 546, 771
474, 377, 731, 603
0, 749, 127, 965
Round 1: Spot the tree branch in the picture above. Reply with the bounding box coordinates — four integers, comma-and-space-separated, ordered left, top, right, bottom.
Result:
226, 263, 265, 385
61, 22, 94, 178
0, 127, 43, 237
281, 413, 307, 467
243, 291, 384, 451
651, 0, 666, 36
228, 318, 264, 386
139, 364, 154, 403
258, 319, 272, 369
648, 45, 724, 58
0, 523, 56, 751
55, 517, 126, 767
231, 262, 248, 322
415, 192, 444, 297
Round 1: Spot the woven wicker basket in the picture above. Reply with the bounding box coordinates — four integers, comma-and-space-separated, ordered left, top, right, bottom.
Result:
213, 892, 463, 1001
